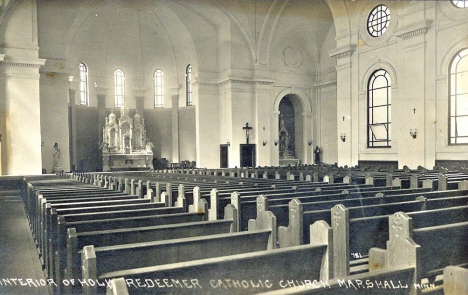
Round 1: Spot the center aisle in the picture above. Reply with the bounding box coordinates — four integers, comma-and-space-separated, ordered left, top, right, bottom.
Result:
0, 194, 50, 295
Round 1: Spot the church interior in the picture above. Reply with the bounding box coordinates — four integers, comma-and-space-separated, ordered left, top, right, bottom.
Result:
0, 0, 468, 294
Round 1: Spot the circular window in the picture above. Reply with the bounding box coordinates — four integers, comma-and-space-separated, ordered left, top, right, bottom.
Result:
367, 5, 391, 37
452, 0, 468, 8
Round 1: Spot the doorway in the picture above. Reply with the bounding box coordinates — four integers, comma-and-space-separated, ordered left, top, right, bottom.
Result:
220, 144, 228, 168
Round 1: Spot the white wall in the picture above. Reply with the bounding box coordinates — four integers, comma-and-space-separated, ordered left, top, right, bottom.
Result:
33, 0, 338, 169
327, 0, 468, 168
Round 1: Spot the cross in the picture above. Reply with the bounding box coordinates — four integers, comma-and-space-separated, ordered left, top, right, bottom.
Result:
243, 123, 253, 144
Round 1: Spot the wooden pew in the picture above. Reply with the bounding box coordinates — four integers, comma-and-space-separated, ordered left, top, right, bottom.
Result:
52, 200, 210, 289
229, 187, 431, 231
368, 212, 468, 293
48, 204, 186, 272
262, 212, 468, 295
206, 184, 388, 223
42, 198, 150, 276
258, 267, 416, 295
277, 189, 468, 248
102, 219, 332, 295
330, 203, 468, 277
100, 244, 329, 295
81, 226, 276, 291
66, 219, 234, 282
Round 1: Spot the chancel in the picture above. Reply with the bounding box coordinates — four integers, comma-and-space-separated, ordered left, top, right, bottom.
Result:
0, 1, 468, 294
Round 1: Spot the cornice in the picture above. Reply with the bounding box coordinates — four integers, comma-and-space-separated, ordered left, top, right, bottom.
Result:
218, 78, 274, 86
395, 20, 433, 40
40, 71, 70, 77
1, 57, 46, 68
328, 44, 356, 60
315, 80, 337, 89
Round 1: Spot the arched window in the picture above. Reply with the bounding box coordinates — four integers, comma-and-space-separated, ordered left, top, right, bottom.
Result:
452, 0, 468, 8
79, 62, 89, 106
114, 69, 125, 108
186, 64, 192, 106
154, 69, 164, 108
449, 49, 468, 144
367, 4, 390, 37
367, 69, 391, 148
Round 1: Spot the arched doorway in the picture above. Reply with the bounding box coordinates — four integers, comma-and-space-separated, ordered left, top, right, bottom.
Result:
278, 94, 305, 165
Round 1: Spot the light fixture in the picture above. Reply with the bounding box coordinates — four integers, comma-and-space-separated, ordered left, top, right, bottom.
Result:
262, 141, 268, 146
308, 140, 313, 146
274, 140, 278, 146
227, 142, 230, 146
410, 129, 417, 139
340, 133, 346, 142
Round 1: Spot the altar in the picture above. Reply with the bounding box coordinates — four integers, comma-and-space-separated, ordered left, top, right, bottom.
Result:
101, 108, 153, 172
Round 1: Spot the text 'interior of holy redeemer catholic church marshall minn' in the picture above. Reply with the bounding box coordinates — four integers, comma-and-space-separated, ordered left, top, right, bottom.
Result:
0, 0, 468, 295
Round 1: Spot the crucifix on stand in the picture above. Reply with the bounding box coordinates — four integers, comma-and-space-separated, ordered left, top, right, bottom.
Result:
243, 123, 253, 144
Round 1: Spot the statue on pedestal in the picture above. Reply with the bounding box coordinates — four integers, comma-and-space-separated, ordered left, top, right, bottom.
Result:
52, 143, 61, 173
278, 115, 292, 159
314, 146, 321, 164
146, 140, 154, 153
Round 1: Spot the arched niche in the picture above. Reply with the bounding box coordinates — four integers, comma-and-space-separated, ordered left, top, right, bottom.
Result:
273, 88, 312, 165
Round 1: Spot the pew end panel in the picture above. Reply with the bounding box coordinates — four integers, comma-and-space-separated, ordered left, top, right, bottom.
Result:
368, 247, 387, 272
309, 220, 333, 280
443, 266, 468, 295
331, 204, 350, 278
208, 188, 219, 220
188, 186, 200, 213
229, 192, 241, 230
247, 196, 277, 249
82, 245, 98, 295
278, 199, 303, 248
224, 204, 239, 232
107, 277, 128, 295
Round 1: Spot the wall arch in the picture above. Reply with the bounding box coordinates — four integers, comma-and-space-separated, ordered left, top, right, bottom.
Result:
440, 39, 468, 76
360, 59, 398, 91
273, 87, 312, 114
272, 87, 313, 164
324, 0, 350, 42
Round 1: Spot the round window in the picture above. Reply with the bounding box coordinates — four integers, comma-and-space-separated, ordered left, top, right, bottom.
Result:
451, 0, 468, 8
367, 5, 391, 37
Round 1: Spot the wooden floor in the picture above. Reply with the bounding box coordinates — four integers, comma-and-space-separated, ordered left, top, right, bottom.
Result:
0, 192, 49, 295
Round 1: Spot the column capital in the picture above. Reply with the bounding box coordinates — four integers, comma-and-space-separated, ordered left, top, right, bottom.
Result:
132, 86, 146, 97
95, 85, 109, 96
168, 87, 179, 97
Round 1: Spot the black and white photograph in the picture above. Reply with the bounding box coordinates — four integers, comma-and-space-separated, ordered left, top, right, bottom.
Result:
0, 0, 467, 294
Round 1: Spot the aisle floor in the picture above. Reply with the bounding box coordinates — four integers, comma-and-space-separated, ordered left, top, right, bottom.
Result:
0, 194, 50, 295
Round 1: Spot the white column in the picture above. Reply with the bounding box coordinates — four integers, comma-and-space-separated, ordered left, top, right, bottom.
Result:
329, 44, 356, 167
271, 111, 280, 166
0, 58, 46, 174
302, 113, 312, 164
